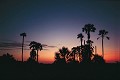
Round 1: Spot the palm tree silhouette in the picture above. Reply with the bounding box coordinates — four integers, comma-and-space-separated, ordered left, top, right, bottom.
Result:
71, 47, 77, 61
97, 30, 110, 58
59, 47, 69, 58
54, 47, 70, 64
77, 33, 84, 46
81, 44, 94, 63
82, 24, 96, 40
86, 40, 93, 46
59, 46, 70, 63
29, 41, 42, 62
54, 52, 62, 64
30, 49, 36, 60
20, 32, 26, 62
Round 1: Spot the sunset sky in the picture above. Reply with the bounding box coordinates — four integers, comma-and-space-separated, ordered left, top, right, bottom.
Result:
0, 0, 120, 64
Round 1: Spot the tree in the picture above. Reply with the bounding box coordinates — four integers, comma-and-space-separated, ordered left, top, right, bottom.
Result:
81, 44, 94, 63
54, 47, 70, 64
0, 53, 16, 63
77, 33, 84, 46
20, 32, 26, 62
59, 47, 70, 60
71, 46, 82, 62
92, 54, 105, 63
86, 40, 93, 46
54, 52, 65, 64
29, 41, 42, 62
81, 24, 96, 63
71, 47, 78, 61
97, 30, 110, 58
30, 49, 36, 60
82, 24, 96, 40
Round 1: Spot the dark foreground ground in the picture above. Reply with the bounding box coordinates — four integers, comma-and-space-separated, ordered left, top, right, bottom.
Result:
0, 63, 120, 80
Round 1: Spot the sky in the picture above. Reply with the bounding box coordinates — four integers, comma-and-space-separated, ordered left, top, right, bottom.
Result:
0, 0, 120, 64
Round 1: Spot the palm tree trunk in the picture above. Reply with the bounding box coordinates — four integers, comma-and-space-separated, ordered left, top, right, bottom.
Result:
37, 50, 38, 62
74, 53, 75, 61
84, 40, 85, 45
79, 53, 81, 62
95, 46, 97, 55
22, 36, 24, 62
81, 38, 83, 46
88, 32, 90, 40
102, 37, 104, 58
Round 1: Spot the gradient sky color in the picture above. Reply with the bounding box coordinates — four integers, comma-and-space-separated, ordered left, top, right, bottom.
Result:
0, 0, 120, 63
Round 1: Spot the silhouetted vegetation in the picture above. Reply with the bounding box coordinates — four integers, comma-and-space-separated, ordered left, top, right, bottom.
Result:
82, 24, 96, 40
20, 32, 26, 62
0, 23, 119, 80
92, 54, 105, 64
0, 24, 110, 65
53, 24, 106, 64
0, 53, 16, 64
97, 30, 110, 58
77, 33, 84, 46
54, 46, 70, 64
29, 41, 43, 62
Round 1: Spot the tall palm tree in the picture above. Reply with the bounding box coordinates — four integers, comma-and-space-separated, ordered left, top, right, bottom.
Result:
20, 32, 26, 62
77, 33, 84, 46
82, 24, 96, 40
97, 30, 110, 58
29, 41, 42, 62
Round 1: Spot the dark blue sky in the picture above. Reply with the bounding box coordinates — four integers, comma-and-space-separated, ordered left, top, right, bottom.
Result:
0, 0, 120, 63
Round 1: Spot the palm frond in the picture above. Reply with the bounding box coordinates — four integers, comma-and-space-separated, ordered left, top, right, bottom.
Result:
97, 37, 100, 40
82, 28, 85, 32
106, 36, 110, 40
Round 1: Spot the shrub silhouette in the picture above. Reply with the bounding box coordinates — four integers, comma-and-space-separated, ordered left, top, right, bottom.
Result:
92, 54, 105, 63
0, 53, 16, 64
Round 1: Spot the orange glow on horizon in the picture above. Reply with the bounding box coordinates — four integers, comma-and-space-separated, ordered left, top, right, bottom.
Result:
0, 43, 119, 64
12, 50, 119, 64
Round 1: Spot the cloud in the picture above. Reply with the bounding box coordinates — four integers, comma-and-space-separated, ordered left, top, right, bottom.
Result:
0, 40, 29, 51
0, 40, 57, 51
0, 42, 22, 48
47, 46, 57, 48
25, 41, 57, 48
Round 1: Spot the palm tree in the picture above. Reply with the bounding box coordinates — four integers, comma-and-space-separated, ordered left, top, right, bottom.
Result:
59, 46, 70, 63
97, 30, 110, 58
82, 24, 96, 40
29, 41, 42, 62
81, 44, 94, 63
54, 52, 61, 64
20, 32, 26, 62
30, 49, 36, 60
86, 40, 93, 46
77, 33, 84, 46
71, 47, 77, 61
